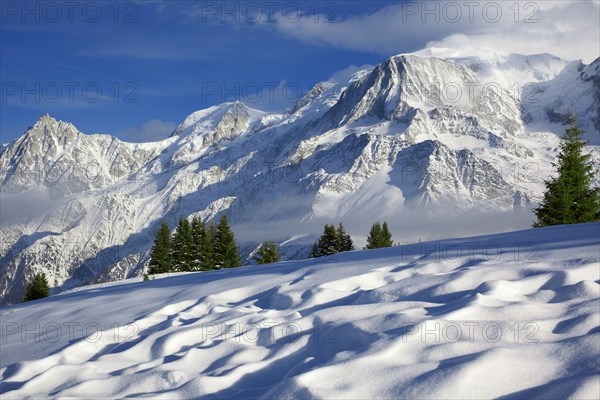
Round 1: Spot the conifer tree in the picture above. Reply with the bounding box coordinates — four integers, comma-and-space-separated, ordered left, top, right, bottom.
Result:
172, 219, 194, 272
311, 223, 355, 258
381, 222, 394, 247
318, 224, 339, 256
149, 222, 173, 274
214, 215, 241, 268
254, 242, 281, 264
336, 223, 354, 252
202, 222, 218, 270
23, 272, 50, 302
365, 222, 383, 249
534, 115, 600, 227
191, 217, 206, 271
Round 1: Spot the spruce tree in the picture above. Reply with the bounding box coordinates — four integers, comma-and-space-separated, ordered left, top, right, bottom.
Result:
534, 115, 600, 227
381, 222, 394, 247
311, 223, 355, 258
254, 242, 281, 264
203, 222, 218, 270
149, 221, 173, 274
23, 272, 50, 302
215, 215, 241, 268
191, 217, 205, 271
172, 219, 194, 272
318, 224, 339, 256
336, 223, 354, 252
365, 222, 383, 249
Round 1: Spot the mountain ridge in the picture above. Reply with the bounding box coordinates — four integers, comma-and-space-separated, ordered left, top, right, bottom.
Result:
0, 47, 598, 305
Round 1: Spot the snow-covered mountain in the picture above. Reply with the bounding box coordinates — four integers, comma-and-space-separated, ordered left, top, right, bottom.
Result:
1, 48, 599, 305
2, 223, 599, 398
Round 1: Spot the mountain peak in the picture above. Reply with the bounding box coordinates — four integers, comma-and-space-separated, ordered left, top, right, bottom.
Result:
34, 112, 57, 126
26, 113, 79, 140
291, 81, 336, 113
173, 101, 265, 137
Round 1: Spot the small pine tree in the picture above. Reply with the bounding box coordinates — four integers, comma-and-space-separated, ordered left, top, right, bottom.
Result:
364, 221, 394, 249
381, 222, 394, 247
365, 222, 383, 249
319, 224, 339, 256
214, 215, 241, 268
23, 272, 50, 302
149, 222, 173, 274
254, 242, 281, 264
311, 223, 355, 258
534, 115, 600, 227
336, 223, 354, 252
172, 219, 194, 272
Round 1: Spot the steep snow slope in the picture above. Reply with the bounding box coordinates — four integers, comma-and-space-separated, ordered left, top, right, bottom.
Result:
1, 223, 599, 399
0, 48, 598, 305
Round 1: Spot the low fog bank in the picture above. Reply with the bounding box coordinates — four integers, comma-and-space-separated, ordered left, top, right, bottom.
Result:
0, 187, 60, 227
234, 206, 535, 257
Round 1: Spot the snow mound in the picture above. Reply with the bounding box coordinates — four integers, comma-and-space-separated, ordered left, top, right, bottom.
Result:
1, 223, 599, 399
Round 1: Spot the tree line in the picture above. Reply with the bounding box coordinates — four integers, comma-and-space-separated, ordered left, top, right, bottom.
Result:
150, 218, 397, 276
149, 215, 241, 274
309, 221, 394, 258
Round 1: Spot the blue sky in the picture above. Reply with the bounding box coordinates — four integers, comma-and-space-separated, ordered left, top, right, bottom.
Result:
1, 0, 598, 143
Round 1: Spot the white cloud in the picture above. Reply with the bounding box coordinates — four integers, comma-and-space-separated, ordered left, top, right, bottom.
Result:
426, 1, 600, 63
272, 1, 600, 63
118, 119, 177, 142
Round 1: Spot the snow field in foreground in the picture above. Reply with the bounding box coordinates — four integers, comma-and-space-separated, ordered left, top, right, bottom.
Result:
1, 223, 599, 399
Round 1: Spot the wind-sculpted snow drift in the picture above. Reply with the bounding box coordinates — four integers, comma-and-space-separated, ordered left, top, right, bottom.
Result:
1, 223, 599, 398
0, 48, 599, 304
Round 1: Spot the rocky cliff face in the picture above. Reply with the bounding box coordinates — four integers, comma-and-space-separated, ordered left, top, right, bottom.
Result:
1, 49, 598, 305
